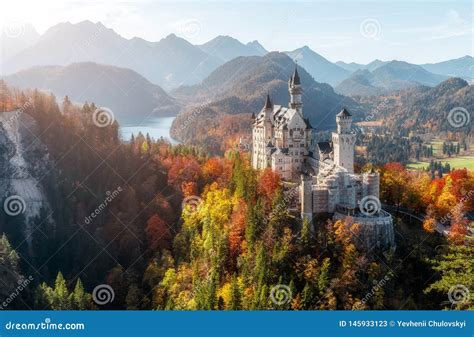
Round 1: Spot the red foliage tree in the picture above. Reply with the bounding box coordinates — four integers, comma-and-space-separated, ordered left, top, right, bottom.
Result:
145, 214, 171, 251
258, 168, 281, 201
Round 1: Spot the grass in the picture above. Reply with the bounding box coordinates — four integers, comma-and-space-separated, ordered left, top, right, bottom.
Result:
408, 155, 474, 171
407, 138, 472, 171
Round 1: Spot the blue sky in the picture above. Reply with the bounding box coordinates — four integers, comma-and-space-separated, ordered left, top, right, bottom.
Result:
1, 0, 473, 63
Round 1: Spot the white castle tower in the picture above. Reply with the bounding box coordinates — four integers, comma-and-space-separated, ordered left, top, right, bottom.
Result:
288, 66, 303, 114
332, 108, 356, 173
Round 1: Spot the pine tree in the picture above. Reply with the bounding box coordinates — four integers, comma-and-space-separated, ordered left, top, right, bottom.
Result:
229, 275, 242, 310
70, 279, 90, 310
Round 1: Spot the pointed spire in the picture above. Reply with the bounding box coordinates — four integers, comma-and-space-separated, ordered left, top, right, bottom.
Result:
337, 108, 352, 117
264, 93, 272, 109
291, 64, 301, 86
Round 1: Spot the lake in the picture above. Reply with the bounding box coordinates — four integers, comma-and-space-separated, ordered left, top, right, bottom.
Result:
119, 117, 179, 144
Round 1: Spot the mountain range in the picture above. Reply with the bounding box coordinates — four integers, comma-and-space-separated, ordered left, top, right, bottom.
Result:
198, 35, 267, 62
4, 62, 181, 121
285, 46, 350, 86
2, 21, 471, 93
335, 61, 449, 97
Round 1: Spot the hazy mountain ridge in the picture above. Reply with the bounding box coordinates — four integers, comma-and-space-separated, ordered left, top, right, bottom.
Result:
198, 35, 267, 62
420, 56, 473, 81
285, 46, 350, 86
4, 62, 182, 121
1, 21, 222, 89
3, 20, 470, 94
336, 61, 449, 97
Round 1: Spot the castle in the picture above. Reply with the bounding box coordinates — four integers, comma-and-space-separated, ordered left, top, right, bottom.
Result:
251, 67, 394, 249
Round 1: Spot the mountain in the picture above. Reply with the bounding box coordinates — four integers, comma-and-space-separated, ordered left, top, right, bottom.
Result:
171, 52, 359, 150
335, 59, 388, 73
285, 46, 350, 86
1, 21, 222, 89
4, 62, 181, 121
365, 77, 473, 132
198, 35, 267, 62
335, 61, 364, 72
1, 23, 40, 62
421, 56, 473, 81
336, 61, 449, 96
335, 69, 384, 97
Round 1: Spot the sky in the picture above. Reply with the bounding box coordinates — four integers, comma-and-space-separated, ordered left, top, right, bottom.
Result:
0, 0, 472, 64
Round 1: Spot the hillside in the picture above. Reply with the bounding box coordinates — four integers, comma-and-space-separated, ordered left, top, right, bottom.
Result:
4, 62, 181, 121
171, 52, 360, 151
362, 77, 473, 132
285, 46, 350, 86
336, 61, 449, 96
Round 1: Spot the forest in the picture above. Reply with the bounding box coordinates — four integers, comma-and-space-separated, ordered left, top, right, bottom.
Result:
0, 82, 473, 311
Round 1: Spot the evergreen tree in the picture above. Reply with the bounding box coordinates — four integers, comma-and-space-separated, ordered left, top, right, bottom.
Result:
229, 275, 242, 310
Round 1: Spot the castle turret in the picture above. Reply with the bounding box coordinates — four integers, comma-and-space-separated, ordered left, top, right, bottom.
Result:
332, 108, 356, 173
289, 66, 303, 114
263, 94, 273, 142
